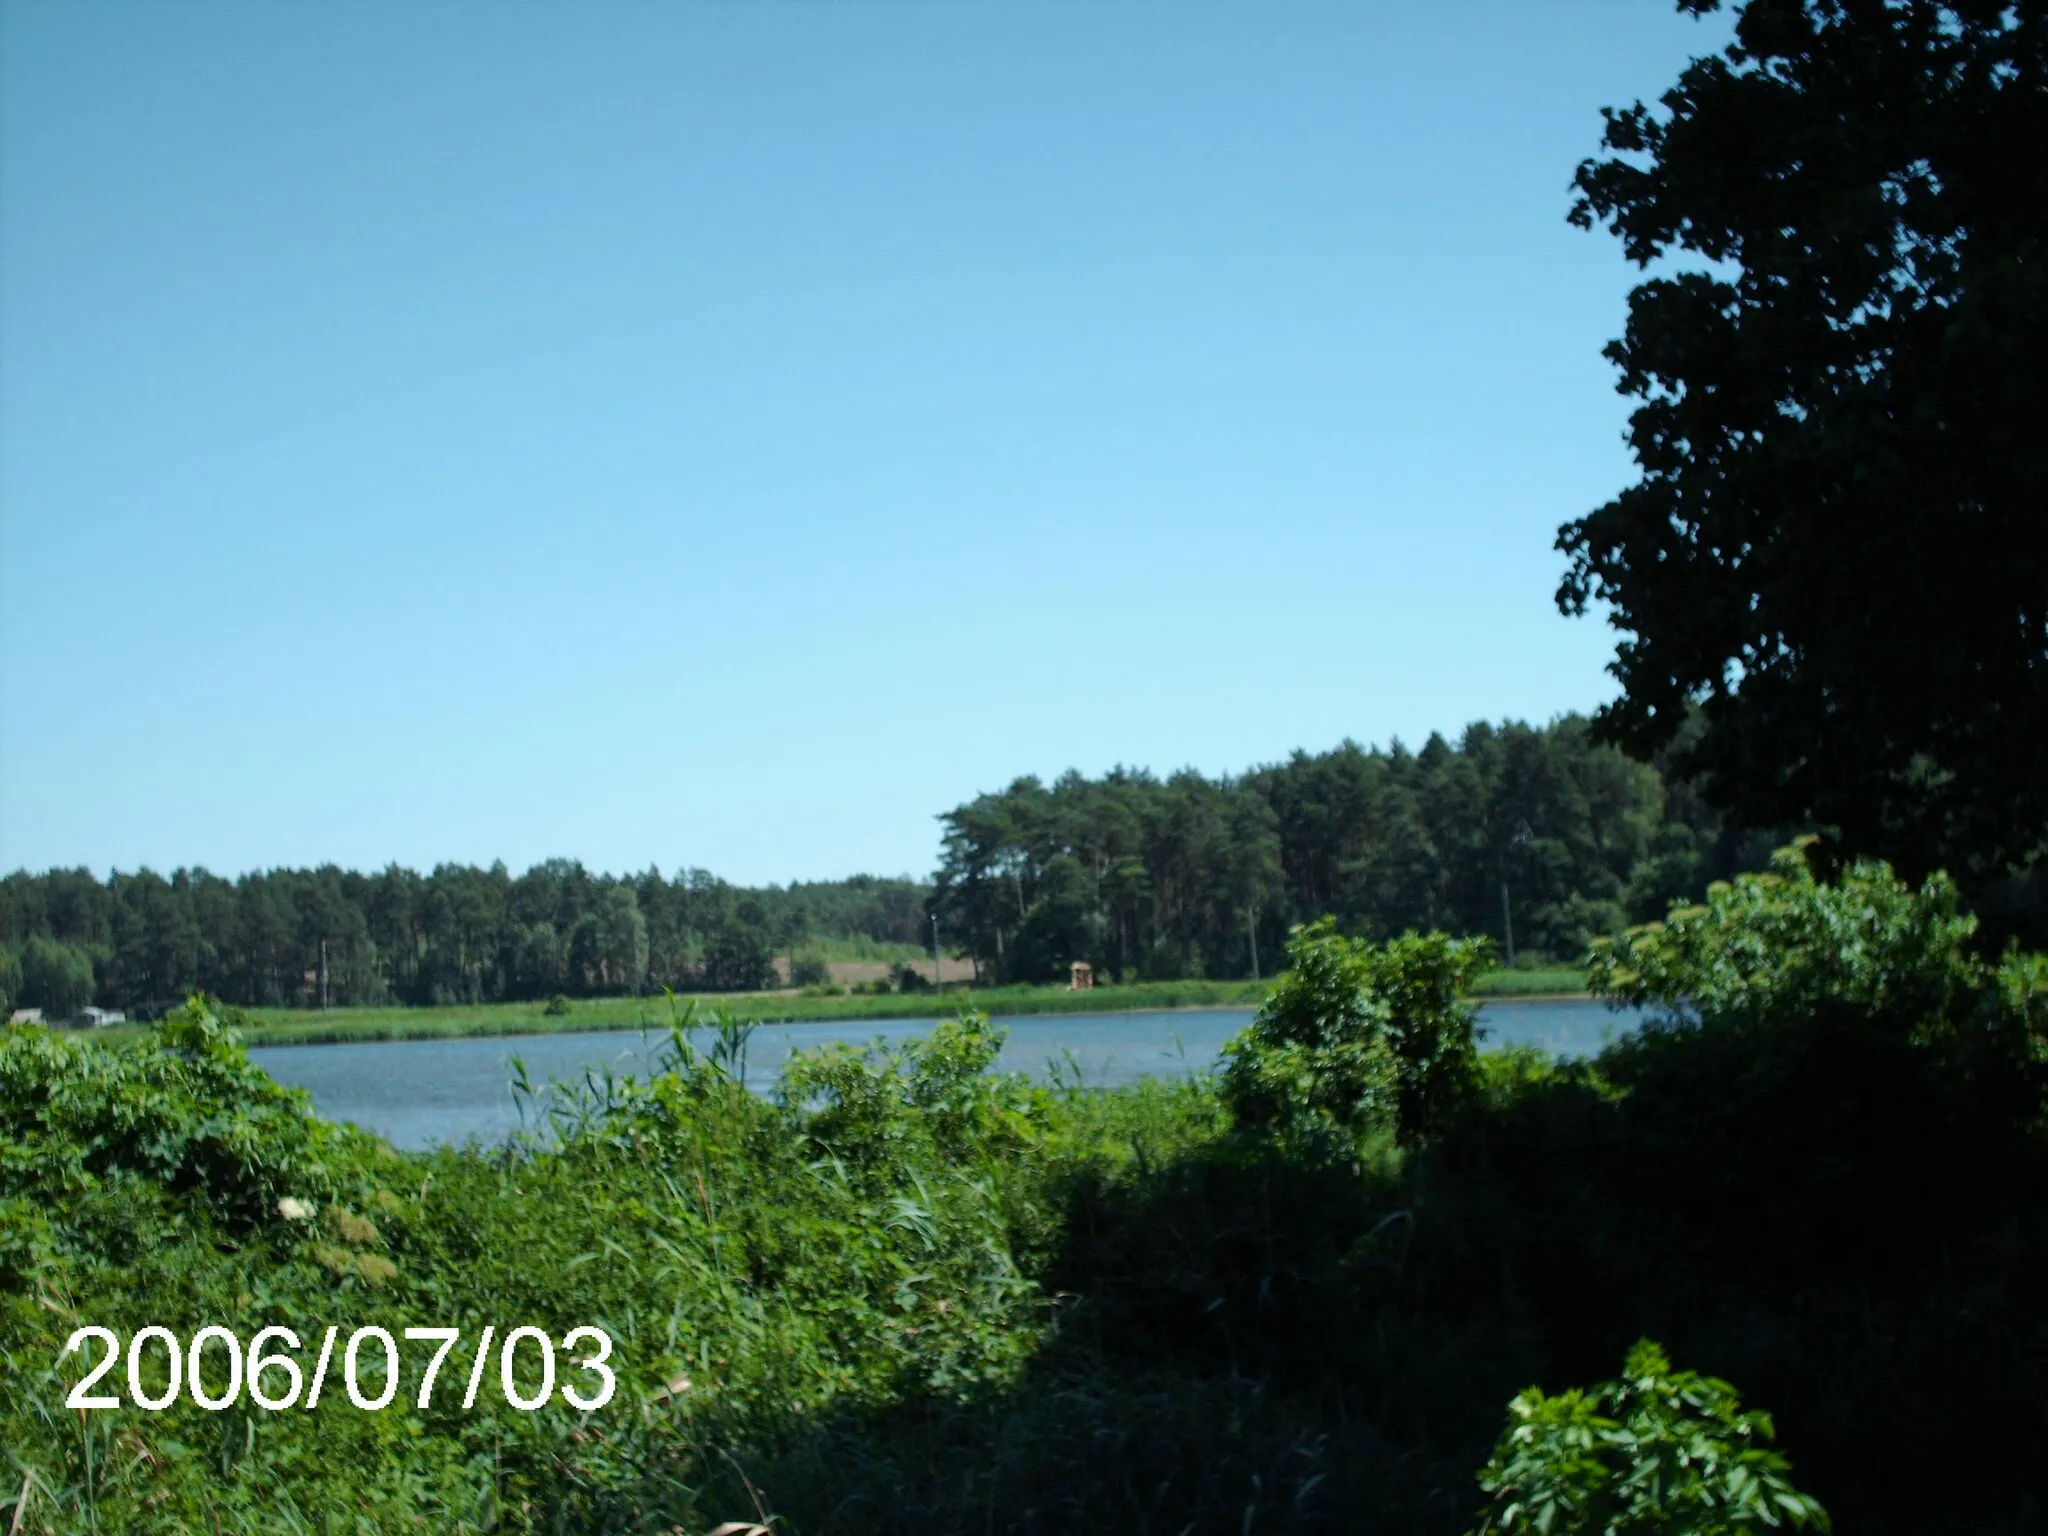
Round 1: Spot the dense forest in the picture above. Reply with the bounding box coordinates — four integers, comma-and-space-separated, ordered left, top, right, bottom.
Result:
934, 714, 1771, 985
0, 866, 929, 1016
0, 715, 1765, 1017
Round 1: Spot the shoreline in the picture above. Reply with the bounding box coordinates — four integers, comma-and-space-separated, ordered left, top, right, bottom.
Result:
76, 972, 1594, 1049
240, 1001, 1272, 1052
237, 994, 1606, 1054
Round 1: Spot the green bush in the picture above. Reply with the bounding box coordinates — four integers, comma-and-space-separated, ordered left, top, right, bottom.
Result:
787, 952, 833, 989
890, 961, 934, 994
1, 996, 337, 1236
1220, 918, 1491, 1147
1471, 1339, 1828, 1535
1586, 838, 1984, 1030
1588, 838, 2048, 1121
778, 1013, 1039, 1177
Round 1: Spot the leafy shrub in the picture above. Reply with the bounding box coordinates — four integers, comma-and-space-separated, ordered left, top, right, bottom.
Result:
1220, 918, 1491, 1146
1589, 839, 2048, 1124
1587, 838, 1983, 1031
778, 1012, 1037, 1173
890, 961, 933, 994
0, 995, 337, 1236
787, 952, 833, 989
542, 992, 572, 1016
1471, 1339, 1828, 1535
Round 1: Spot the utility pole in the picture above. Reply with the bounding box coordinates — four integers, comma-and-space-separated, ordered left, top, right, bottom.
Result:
1247, 904, 1260, 981
319, 938, 331, 1010
1501, 819, 1532, 969
931, 913, 943, 990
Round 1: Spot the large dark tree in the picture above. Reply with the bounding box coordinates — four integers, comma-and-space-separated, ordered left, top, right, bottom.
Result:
1559, 0, 2047, 888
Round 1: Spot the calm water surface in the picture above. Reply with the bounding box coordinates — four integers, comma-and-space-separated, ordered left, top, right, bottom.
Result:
251, 999, 1642, 1151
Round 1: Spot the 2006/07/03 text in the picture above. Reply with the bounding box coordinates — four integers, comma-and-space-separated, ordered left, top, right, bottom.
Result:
59, 1324, 615, 1413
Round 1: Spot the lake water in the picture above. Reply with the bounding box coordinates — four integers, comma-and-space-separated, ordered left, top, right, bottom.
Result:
250, 998, 1643, 1152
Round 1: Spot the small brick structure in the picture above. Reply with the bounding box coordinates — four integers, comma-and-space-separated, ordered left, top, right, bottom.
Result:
1069, 961, 1094, 991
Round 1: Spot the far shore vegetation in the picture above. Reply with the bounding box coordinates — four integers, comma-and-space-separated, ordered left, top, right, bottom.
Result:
79, 966, 1590, 1049
3, 715, 1755, 1029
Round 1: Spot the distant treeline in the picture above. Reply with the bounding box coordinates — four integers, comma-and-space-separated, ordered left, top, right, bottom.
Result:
0, 716, 1767, 1015
934, 715, 1773, 985
0, 866, 928, 1015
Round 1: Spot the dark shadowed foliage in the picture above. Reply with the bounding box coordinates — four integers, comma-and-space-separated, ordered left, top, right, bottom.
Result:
1559, 0, 2048, 909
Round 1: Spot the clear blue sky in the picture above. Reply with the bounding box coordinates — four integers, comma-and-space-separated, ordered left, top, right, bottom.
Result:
0, 1, 1724, 886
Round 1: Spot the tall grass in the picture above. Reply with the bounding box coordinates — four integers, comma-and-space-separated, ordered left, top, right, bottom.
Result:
1465, 966, 1588, 997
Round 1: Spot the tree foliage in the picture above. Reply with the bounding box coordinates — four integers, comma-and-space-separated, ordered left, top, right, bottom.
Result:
2, 717, 1756, 1012
1591, 837, 2048, 1054
1221, 918, 1490, 1147
16, 935, 95, 1019
936, 716, 1745, 985
1588, 837, 1983, 1024
1472, 1339, 1829, 1536
0, 864, 928, 1010
1559, 0, 2048, 889
1589, 838, 2048, 1134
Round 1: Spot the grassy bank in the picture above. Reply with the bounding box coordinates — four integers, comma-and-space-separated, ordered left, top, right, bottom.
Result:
219, 980, 1267, 1047
1464, 964, 1588, 997
117, 969, 1586, 1049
